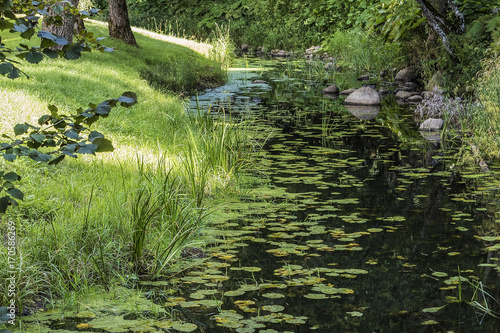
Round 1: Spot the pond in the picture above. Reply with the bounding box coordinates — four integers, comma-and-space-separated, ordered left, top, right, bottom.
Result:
23, 56, 500, 332
181, 56, 500, 332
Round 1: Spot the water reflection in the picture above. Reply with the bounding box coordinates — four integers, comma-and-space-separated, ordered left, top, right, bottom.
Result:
344, 105, 380, 120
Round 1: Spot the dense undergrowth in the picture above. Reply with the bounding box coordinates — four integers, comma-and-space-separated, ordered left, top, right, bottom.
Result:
0, 22, 254, 317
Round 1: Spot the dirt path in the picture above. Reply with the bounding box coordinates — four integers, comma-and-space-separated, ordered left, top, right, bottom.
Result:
88, 20, 213, 56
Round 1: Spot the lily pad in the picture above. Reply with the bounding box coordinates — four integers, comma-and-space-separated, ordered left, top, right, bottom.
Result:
171, 322, 198, 332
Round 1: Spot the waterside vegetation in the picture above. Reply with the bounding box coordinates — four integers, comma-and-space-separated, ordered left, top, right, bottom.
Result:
0, 20, 254, 322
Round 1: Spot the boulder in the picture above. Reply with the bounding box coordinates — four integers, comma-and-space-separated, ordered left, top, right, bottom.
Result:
344, 86, 380, 106
407, 95, 423, 104
420, 131, 442, 142
379, 87, 391, 95
396, 91, 413, 100
422, 91, 434, 99
395, 66, 417, 82
419, 118, 444, 131
404, 82, 419, 90
340, 88, 357, 96
322, 84, 339, 94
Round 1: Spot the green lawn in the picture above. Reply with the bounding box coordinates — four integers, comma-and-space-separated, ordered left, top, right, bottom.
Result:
0, 21, 250, 313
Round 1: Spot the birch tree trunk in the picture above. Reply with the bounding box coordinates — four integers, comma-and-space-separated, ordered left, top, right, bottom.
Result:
415, 0, 465, 55
108, 0, 138, 47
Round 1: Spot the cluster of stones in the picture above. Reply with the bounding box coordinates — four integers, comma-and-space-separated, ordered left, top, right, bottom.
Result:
305, 46, 338, 71
321, 65, 444, 132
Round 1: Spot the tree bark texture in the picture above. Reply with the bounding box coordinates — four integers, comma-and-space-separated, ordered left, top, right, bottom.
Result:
415, 0, 465, 55
108, 0, 138, 47
42, 0, 80, 49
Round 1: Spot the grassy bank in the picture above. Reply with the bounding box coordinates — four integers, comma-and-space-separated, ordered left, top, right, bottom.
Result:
0, 21, 252, 319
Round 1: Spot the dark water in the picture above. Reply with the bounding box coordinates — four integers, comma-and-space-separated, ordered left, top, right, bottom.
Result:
179, 56, 500, 332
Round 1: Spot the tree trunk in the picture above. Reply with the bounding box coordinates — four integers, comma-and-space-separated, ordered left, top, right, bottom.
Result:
42, 0, 80, 49
415, 0, 465, 56
108, 0, 138, 47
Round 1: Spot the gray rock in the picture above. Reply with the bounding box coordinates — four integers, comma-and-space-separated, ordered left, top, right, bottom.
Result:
395, 66, 418, 82
357, 74, 370, 81
419, 118, 444, 131
397, 86, 415, 92
322, 84, 339, 94
422, 91, 434, 99
240, 44, 249, 52
420, 131, 442, 142
344, 86, 380, 106
396, 91, 413, 100
340, 88, 357, 96
404, 82, 419, 90
407, 95, 423, 103
379, 87, 391, 95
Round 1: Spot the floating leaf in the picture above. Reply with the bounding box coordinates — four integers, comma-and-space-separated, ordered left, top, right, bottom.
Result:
422, 306, 445, 313
171, 322, 198, 332
261, 305, 285, 312
346, 311, 363, 317
304, 293, 329, 299
262, 293, 285, 299
225, 290, 246, 297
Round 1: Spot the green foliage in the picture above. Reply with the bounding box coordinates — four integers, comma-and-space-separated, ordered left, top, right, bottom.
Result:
361, 0, 425, 42
468, 51, 500, 158
436, 20, 494, 94
0, 1, 136, 214
0, 92, 137, 213
125, 0, 375, 50
322, 29, 405, 72
454, 0, 499, 21
1, 0, 108, 79
0, 19, 251, 315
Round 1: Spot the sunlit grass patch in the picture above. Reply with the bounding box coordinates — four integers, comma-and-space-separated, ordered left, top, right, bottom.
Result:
0, 20, 254, 315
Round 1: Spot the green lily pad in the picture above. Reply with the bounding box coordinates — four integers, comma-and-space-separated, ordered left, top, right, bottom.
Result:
171, 322, 198, 332
262, 293, 285, 298
262, 305, 285, 312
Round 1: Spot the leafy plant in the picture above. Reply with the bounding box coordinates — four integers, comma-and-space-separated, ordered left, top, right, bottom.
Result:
0, 93, 137, 213
1, 0, 109, 79
0, 0, 136, 214
322, 29, 405, 72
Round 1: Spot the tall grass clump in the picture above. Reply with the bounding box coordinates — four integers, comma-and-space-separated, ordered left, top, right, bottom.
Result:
472, 51, 500, 158
209, 23, 235, 73
178, 108, 254, 207
321, 29, 405, 73
129, 157, 207, 276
